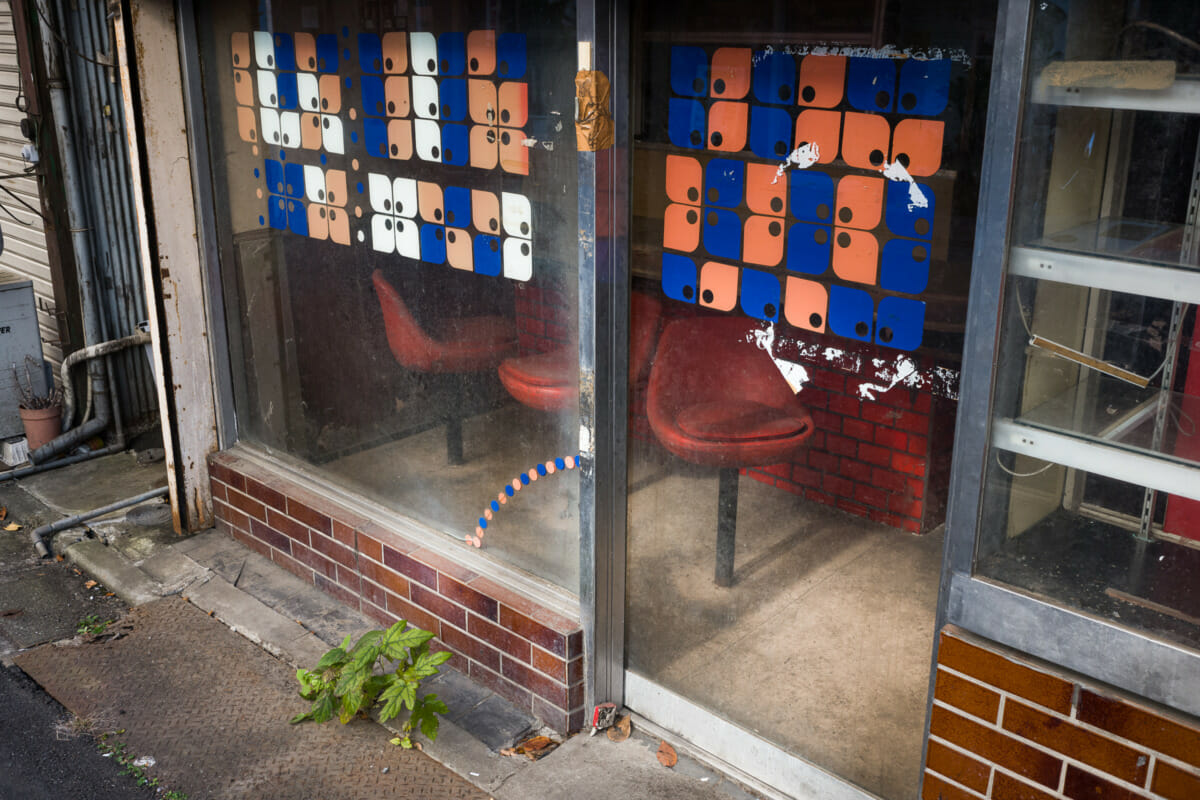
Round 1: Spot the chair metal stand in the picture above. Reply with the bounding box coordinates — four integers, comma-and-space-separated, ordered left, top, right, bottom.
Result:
716, 467, 739, 587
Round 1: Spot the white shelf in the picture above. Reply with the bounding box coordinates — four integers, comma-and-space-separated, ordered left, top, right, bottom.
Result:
1032, 75, 1200, 114
1009, 246, 1200, 304
992, 419, 1200, 503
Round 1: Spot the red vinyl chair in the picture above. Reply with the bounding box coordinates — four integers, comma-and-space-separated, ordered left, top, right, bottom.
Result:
497, 292, 663, 411
372, 269, 517, 463
647, 315, 815, 586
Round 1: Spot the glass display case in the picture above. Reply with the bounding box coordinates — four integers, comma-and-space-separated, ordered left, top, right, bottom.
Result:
976, 1, 1200, 650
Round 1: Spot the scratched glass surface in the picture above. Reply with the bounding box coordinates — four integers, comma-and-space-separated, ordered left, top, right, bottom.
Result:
622, 1, 997, 797
197, 2, 582, 591
978, 0, 1200, 652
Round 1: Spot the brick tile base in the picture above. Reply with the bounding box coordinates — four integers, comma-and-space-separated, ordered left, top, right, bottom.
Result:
924, 626, 1200, 800
209, 451, 585, 733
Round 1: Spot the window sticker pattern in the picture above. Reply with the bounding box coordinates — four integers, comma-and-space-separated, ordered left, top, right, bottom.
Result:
231, 28, 534, 281
661, 49, 949, 351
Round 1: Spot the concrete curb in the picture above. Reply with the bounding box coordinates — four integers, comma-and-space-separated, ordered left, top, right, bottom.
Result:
63, 539, 162, 607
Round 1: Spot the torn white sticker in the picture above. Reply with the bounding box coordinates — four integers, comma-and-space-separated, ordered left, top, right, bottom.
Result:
753, 323, 810, 393
879, 160, 928, 211
857, 356, 919, 400
579, 424, 592, 454
773, 142, 820, 184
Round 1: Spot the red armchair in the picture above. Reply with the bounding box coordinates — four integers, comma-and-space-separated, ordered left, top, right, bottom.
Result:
372, 269, 517, 463
647, 315, 815, 586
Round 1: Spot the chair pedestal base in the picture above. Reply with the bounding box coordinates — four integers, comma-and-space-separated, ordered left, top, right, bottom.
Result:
716, 467, 739, 587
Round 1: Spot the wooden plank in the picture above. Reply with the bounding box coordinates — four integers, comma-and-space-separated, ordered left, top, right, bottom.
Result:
114, 1, 219, 533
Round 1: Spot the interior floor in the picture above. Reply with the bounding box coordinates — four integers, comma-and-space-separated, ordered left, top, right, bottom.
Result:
323, 404, 943, 800
624, 443, 943, 800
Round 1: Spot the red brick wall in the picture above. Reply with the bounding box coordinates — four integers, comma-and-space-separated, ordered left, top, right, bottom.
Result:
924, 626, 1200, 800
208, 450, 585, 733
514, 284, 571, 355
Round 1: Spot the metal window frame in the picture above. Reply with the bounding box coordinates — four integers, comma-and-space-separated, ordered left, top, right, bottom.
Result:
929, 0, 1200, 768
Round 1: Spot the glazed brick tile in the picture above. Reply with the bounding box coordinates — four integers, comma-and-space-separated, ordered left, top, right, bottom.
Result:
858, 442, 892, 468
890, 495, 924, 519
286, 497, 333, 537
810, 366, 845, 392
991, 772, 1059, 800
228, 526, 270, 559
1062, 765, 1143, 800
909, 477, 926, 498
908, 433, 930, 455
214, 501, 250, 534
935, 669, 1001, 723
210, 480, 227, 503
1002, 700, 1148, 785
335, 563, 361, 594
331, 520, 356, 548
843, 417, 874, 441
208, 460, 244, 492
930, 705, 1062, 788
938, 632, 1073, 715
862, 401, 901, 426
362, 599, 398, 628
532, 697, 571, 734
824, 432, 858, 458
385, 593, 441, 636
925, 739, 990, 794
1152, 761, 1200, 799
310, 531, 357, 570
531, 646, 566, 683
872, 467, 909, 493
248, 519, 292, 554
854, 484, 888, 510
874, 427, 909, 451
823, 474, 855, 499
439, 623, 502, 673
828, 394, 861, 417
244, 477, 286, 511
358, 520, 418, 555
836, 498, 870, 519
567, 631, 583, 659
315, 573, 360, 609
270, 547, 313, 583
409, 547, 479, 584
1077, 690, 1200, 769
839, 458, 872, 483
892, 451, 927, 477
357, 533, 382, 563
502, 656, 568, 709
920, 771, 979, 800
359, 558, 410, 598
410, 584, 466, 630
438, 576, 499, 621
896, 410, 931, 434
469, 614, 532, 663
790, 465, 822, 489
226, 489, 266, 522
469, 577, 580, 635
500, 606, 567, 657
292, 542, 338, 581
469, 661, 533, 713
428, 641, 469, 675
566, 656, 583, 685
265, 508, 310, 546
382, 547, 438, 589
360, 577, 387, 610
806, 450, 840, 474
809, 408, 841, 433
915, 390, 933, 413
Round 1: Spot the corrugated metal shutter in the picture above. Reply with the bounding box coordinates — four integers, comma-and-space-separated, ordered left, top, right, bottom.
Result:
0, 1, 59, 372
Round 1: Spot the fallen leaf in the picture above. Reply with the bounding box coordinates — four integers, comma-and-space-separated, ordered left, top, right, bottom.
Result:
656, 741, 677, 768
104, 592, 114, 597
84, 580, 97, 589
0, 506, 7, 520
502, 735, 560, 760
54, 554, 64, 562
4, 523, 19, 531
0, 609, 22, 618
607, 714, 632, 743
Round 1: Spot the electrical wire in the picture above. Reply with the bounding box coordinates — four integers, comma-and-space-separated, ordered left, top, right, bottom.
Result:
0, 184, 46, 220
34, 2, 111, 68
1116, 21, 1200, 57
994, 450, 1057, 479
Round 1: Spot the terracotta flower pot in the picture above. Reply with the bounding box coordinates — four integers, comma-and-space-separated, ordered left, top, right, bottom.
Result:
19, 404, 62, 452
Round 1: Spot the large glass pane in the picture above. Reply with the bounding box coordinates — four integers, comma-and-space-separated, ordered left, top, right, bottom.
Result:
623, 2, 997, 797
977, 1, 1200, 650
196, 3, 581, 590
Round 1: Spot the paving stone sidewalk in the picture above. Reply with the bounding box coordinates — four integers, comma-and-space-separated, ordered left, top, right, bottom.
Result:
16, 597, 488, 800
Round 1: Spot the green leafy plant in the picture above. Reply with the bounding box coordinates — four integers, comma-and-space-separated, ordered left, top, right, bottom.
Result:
291, 619, 451, 749
76, 614, 113, 636
96, 731, 187, 797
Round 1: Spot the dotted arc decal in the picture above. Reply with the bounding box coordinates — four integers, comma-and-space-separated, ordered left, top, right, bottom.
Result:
469, 455, 581, 547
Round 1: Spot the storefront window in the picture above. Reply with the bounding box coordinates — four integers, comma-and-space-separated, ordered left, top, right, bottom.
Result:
978, 2, 1200, 651
622, 1, 996, 797
196, 3, 582, 591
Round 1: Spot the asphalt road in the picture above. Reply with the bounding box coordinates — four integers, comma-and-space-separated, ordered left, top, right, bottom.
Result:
0, 663, 157, 800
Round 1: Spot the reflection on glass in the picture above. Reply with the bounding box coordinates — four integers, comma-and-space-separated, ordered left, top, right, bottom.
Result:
624, 1, 995, 797
979, 2, 1200, 651
199, 2, 581, 591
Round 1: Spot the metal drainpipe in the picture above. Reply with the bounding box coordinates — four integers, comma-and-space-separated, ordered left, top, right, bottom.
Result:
31, 0, 114, 464
59, 331, 150, 431
30, 486, 168, 558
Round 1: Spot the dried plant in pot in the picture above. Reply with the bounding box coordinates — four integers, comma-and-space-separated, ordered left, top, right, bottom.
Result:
13, 355, 62, 452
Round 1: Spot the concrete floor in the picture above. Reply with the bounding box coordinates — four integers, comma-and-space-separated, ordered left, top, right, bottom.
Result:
624, 447, 943, 800
327, 416, 942, 800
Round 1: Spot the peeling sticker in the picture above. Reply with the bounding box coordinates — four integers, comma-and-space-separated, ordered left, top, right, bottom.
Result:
880, 160, 928, 211
773, 142, 819, 184
752, 323, 810, 393
857, 356, 919, 399
757, 42, 972, 66
579, 424, 592, 454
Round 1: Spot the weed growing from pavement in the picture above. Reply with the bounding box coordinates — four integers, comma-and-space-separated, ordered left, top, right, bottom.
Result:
96, 731, 188, 798
75, 615, 114, 636
291, 619, 451, 749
